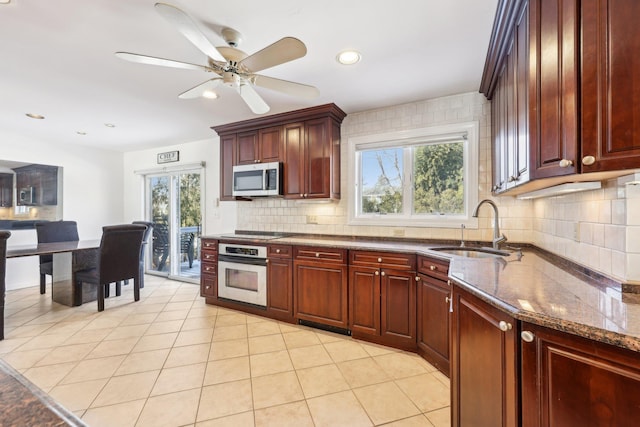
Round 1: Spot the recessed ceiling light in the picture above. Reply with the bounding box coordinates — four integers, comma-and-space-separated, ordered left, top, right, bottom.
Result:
202, 90, 219, 99
104, 123, 116, 128
26, 113, 45, 119
76, 131, 87, 135
336, 50, 361, 65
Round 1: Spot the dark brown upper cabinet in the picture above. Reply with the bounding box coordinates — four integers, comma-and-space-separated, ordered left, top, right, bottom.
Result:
481, 0, 640, 194
213, 104, 346, 201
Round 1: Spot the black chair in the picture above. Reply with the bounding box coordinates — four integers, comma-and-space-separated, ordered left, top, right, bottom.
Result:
152, 223, 169, 271
35, 221, 79, 294
128, 221, 153, 289
75, 224, 147, 312
0, 230, 10, 340
181, 232, 195, 268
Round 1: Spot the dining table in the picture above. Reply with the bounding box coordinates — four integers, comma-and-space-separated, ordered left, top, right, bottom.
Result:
2, 240, 101, 340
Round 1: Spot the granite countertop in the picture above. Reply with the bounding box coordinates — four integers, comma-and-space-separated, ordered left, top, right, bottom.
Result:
0, 359, 86, 426
208, 233, 640, 353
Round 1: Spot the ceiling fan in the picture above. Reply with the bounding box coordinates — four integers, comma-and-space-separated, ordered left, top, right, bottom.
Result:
115, 2, 319, 114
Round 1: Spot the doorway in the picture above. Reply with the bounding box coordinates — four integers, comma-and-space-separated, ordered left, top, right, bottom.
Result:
146, 167, 202, 282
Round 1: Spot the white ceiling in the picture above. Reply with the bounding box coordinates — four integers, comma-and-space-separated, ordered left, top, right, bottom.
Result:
0, 0, 498, 152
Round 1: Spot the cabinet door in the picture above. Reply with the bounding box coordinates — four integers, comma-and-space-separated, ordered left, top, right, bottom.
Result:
529, 0, 579, 178
283, 122, 305, 198
581, 0, 640, 172
40, 166, 58, 205
451, 284, 518, 427
220, 134, 237, 200
0, 174, 12, 207
417, 273, 450, 376
294, 261, 348, 329
267, 258, 293, 320
236, 131, 259, 165
259, 126, 282, 163
380, 269, 416, 349
492, 62, 509, 193
304, 118, 331, 199
349, 265, 380, 336
201, 271, 217, 298
521, 322, 640, 427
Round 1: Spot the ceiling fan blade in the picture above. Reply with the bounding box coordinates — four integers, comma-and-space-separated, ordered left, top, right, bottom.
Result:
240, 37, 307, 73
178, 78, 223, 99
154, 2, 225, 62
252, 75, 320, 99
237, 83, 270, 114
115, 52, 215, 72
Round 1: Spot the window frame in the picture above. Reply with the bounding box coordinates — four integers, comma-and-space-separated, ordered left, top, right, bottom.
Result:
347, 122, 479, 228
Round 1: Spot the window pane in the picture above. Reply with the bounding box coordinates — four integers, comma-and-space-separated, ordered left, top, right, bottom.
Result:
360, 148, 403, 214
413, 141, 464, 215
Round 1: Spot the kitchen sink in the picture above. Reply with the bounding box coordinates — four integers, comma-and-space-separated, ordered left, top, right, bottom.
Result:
430, 246, 512, 258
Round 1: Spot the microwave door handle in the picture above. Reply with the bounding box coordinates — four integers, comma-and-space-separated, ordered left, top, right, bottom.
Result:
264, 170, 268, 190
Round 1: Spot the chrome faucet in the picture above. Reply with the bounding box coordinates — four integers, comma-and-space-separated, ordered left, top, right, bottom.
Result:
472, 199, 507, 250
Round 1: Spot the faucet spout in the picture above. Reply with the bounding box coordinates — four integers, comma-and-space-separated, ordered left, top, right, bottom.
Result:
472, 199, 507, 250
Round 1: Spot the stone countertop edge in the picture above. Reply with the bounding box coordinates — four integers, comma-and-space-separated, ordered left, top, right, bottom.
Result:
206, 233, 640, 353
0, 358, 88, 426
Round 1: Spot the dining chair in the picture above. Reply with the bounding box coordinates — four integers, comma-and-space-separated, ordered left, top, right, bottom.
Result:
35, 221, 79, 294
127, 221, 153, 289
0, 230, 10, 340
75, 224, 147, 312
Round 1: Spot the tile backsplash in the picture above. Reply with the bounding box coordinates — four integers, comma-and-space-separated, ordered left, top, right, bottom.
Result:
236, 92, 639, 285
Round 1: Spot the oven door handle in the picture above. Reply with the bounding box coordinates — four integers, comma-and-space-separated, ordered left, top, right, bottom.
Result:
218, 254, 267, 266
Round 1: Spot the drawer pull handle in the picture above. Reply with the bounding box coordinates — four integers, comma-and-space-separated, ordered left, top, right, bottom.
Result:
521, 331, 535, 342
315, 253, 320, 258
377, 257, 382, 262
498, 321, 512, 332
276, 249, 281, 254
430, 265, 437, 271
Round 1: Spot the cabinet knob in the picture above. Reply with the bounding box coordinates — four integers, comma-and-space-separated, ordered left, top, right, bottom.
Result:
265, 259, 269, 264
205, 285, 210, 289
304, 193, 308, 197
276, 249, 281, 254
429, 265, 437, 271
582, 155, 596, 166
508, 175, 518, 182
254, 160, 260, 163
498, 321, 512, 332
375, 271, 379, 276
447, 280, 451, 286
315, 252, 320, 258
381, 271, 386, 276
377, 257, 382, 263
445, 296, 451, 303
521, 331, 535, 342
415, 276, 420, 282
559, 159, 574, 168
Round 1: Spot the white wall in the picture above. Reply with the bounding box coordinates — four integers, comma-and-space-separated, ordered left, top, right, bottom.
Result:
122, 136, 236, 236
1, 131, 124, 289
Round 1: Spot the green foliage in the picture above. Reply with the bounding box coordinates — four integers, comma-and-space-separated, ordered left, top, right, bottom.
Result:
180, 173, 201, 227
360, 141, 464, 215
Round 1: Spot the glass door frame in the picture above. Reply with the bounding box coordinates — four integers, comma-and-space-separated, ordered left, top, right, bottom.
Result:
141, 162, 205, 284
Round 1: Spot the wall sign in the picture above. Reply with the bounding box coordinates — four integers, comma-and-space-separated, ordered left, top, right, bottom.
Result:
157, 150, 179, 164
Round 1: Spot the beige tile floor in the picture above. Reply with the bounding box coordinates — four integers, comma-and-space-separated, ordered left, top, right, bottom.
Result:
0, 275, 451, 427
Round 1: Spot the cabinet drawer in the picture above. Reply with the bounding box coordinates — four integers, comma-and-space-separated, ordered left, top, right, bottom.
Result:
268, 244, 293, 259
201, 250, 217, 263
350, 250, 416, 270
294, 246, 347, 264
417, 256, 450, 281
201, 262, 217, 276
201, 239, 218, 251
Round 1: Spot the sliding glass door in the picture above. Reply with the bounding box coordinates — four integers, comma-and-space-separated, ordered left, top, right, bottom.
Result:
146, 167, 202, 282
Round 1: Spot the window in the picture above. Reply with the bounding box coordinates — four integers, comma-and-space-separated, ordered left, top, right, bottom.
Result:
348, 122, 479, 228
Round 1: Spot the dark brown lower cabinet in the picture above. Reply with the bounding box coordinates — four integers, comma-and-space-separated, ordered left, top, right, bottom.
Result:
293, 246, 348, 329
451, 283, 518, 427
416, 272, 450, 376
200, 239, 218, 299
521, 322, 640, 427
267, 245, 293, 322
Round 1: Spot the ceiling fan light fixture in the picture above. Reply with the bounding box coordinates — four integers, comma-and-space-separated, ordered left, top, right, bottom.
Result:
337, 50, 361, 65
202, 90, 218, 99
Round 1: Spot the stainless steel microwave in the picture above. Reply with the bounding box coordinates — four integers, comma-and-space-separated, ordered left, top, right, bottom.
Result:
232, 162, 282, 197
